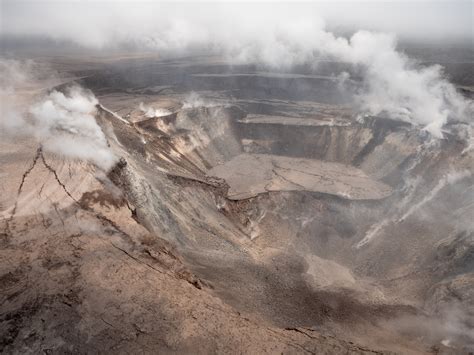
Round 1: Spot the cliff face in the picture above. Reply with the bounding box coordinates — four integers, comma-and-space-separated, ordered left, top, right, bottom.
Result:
1, 55, 473, 354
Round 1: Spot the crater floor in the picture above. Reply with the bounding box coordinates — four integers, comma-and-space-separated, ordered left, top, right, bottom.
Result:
209, 153, 392, 200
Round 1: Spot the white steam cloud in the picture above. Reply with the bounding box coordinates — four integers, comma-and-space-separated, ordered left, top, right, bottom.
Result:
0, 59, 116, 170
397, 170, 471, 222
30, 87, 117, 170
207, 28, 469, 137
233, 28, 471, 137
1, 3, 472, 138
139, 102, 172, 118
327, 31, 471, 138
182, 92, 224, 109
0, 59, 49, 135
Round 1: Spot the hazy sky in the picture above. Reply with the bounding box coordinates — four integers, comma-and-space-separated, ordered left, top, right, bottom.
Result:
1, 0, 472, 48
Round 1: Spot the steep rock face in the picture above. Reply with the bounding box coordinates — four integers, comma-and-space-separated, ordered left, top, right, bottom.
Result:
171, 106, 245, 169
237, 118, 374, 163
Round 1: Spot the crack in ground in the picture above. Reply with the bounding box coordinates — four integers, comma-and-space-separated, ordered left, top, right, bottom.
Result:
110, 242, 204, 290
283, 327, 383, 354
271, 168, 307, 190
110, 242, 166, 275
4, 147, 43, 235
272, 162, 338, 184
40, 149, 137, 243
6, 146, 135, 245
39, 149, 78, 204
16, 148, 42, 196
265, 327, 318, 355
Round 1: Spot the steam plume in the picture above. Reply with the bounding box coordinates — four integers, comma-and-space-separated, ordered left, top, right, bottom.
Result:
0, 59, 116, 170
225, 28, 471, 138
139, 102, 172, 118
1, 3, 471, 138
30, 87, 117, 170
